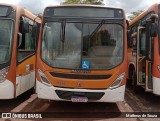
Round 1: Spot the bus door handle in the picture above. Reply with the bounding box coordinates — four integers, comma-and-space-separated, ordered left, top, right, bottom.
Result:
138, 56, 145, 62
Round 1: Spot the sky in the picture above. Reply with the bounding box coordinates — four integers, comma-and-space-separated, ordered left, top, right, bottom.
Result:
0, 0, 159, 14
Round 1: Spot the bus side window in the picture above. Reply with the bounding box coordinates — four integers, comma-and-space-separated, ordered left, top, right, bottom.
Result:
128, 25, 137, 49
139, 30, 146, 55
18, 17, 35, 62
132, 34, 137, 50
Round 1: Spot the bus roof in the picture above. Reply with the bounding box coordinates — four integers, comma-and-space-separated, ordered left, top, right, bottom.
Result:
45, 4, 124, 11
129, 3, 159, 26
0, 3, 17, 8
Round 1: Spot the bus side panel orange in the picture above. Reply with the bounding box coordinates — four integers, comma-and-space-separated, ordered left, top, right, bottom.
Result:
153, 36, 160, 78
16, 55, 35, 76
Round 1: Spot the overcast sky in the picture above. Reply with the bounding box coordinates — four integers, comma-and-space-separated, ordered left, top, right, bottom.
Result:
0, 0, 159, 14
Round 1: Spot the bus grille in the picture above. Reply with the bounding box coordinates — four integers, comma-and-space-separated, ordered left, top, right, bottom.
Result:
55, 90, 105, 101
50, 72, 112, 80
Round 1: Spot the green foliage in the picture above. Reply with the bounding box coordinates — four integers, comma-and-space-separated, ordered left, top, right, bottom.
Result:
128, 10, 143, 21
62, 0, 104, 5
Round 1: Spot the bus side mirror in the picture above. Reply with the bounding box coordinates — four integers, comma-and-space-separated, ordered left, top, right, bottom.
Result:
18, 33, 22, 48
150, 23, 158, 37
149, 14, 158, 37
22, 20, 29, 33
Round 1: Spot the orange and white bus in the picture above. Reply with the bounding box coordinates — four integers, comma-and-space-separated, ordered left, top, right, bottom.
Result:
36, 5, 128, 102
127, 3, 160, 95
0, 4, 41, 99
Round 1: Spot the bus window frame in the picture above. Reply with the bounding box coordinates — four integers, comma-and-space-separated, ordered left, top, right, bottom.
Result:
0, 5, 13, 17
0, 18, 15, 67
40, 19, 125, 71
17, 15, 36, 64
129, 11, 155, 48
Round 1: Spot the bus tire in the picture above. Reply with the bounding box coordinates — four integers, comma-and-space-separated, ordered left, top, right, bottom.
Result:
127, 67, 133, 86
132, 69, 139, 93
30, 85, 36, 94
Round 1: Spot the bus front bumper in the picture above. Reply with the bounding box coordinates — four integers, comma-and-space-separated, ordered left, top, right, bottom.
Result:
0, 79, 14, 99
36, 80, 125, 102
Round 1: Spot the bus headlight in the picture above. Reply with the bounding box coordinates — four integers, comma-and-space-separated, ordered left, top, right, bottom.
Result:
38, 69, 51, 86
109, 72, 125, 89
0, 67, 9, 83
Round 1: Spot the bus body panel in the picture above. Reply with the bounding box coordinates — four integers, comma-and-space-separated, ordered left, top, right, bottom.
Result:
16, 71, 35, 97
153, 77, 160, 95
152, 35, 160, 95
153, 36, 160, 79
36, 80, 125, 102
0, 4, 41, 99
36, 59, 126, 89
36, 5, 127, 102
128, 3, 160, 95
16, 55, 35, 96
0, 79, 14, 99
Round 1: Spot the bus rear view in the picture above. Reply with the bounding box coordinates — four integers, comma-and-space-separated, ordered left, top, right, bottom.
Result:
36, 5, 127, 102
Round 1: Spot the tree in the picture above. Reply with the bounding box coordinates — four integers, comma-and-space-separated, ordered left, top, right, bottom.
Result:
62, 0, 104, 5
128, 10, 143, 21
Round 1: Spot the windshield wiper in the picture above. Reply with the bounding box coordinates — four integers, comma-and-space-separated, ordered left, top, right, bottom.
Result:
61, 21, 66, 43
89, 19, 105, 39
60, 21, 66, 53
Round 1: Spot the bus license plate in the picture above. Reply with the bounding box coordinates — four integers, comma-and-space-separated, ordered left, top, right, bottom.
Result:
71, 97, 88, 102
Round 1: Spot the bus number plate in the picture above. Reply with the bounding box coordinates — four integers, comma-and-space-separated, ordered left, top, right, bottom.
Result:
71, 97, 88, 102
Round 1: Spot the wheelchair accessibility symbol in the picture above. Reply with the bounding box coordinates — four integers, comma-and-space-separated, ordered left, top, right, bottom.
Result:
82, 60, 90, 69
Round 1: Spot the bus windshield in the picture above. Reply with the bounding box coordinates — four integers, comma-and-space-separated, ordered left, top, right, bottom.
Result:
41, 21, 123, 70
0, 19, 13, 64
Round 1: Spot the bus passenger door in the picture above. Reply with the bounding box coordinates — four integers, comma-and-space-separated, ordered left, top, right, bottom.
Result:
137, 24, 154, 92
144, 20, 157, 92
16, 17, 36, 96
137, 26, 146, 86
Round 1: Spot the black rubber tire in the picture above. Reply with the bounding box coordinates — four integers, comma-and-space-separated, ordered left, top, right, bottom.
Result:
131, 69, 139, 93
30, 85, 36, 94
126, 69, 133, 87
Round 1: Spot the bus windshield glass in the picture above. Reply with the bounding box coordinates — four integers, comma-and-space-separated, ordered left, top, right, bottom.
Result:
41, 20, 123, 70
0, 19, 13, 64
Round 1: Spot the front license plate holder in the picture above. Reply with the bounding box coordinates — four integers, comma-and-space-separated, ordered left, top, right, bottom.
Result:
71, 97, 88, 102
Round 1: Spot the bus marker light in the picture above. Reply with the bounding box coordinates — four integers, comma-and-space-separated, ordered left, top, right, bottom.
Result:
109, 72, 125, 89
38, 69, 51, 86
0, 67, 9, 83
